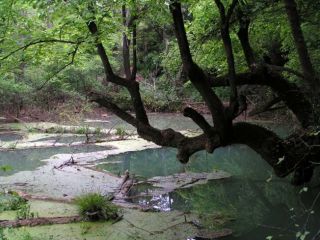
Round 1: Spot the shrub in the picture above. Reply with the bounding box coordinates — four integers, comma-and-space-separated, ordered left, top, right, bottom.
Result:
16, 204, 37, 220
115, 127, 128, 139
0, 192, 27, 212
74, 193, 118, 221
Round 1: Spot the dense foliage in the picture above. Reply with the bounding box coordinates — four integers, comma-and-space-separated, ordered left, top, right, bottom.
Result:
1, 0, 318, 116
1, 0, 320, 185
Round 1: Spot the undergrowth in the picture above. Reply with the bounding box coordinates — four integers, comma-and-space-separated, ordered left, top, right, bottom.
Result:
74, 193, 119, 221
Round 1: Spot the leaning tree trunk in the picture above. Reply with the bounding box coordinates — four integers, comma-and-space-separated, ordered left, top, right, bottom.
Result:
87, 1, 320, 186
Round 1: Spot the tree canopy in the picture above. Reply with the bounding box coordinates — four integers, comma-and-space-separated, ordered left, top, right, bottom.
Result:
1, 0, 320, 184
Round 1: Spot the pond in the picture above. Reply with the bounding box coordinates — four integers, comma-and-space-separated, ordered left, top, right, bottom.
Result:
0, 117, 317, 240
0, 145, 111, 176
96, 146, 320, 240
0, 132, 23, 142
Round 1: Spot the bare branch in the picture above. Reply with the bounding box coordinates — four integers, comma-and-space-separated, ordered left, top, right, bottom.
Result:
208, 68, 314, 127
265, 63, 305, 79
0, 39, 82, 61
36, 43, 80, 91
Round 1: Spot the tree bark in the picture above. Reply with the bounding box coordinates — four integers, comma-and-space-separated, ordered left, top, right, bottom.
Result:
170, 2, 230, 142
214, 0, 239, 119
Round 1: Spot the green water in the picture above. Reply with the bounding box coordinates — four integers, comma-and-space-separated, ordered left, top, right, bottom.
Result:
0, 132, 23, 142
97, 147, 320, 240
96, 146, 272, 179
0, 145, 111, 176
0, 117, 316, 239
30, 135, 93, 144
86, 113, 294, 138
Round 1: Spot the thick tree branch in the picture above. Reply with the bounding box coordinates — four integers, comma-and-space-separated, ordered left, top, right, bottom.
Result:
236, 10, 255, 67
85, 1, 318, 186
170, 1, 228, 141
90, 93, 137, 127
233, 122, 320, 184
131, 23, 137, 81
183, 107, 213, 134
94, 92, 220, 163
87, 20, 149, 125
208, 68, 314, 127
169, 2, 193, 68
214, 0, 239, 119
87, 21, 116, 81
265, 64, 304, 79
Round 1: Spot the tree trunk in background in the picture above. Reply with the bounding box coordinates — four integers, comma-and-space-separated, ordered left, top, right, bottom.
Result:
122, 5, 131, 80
283, 0, 319, 90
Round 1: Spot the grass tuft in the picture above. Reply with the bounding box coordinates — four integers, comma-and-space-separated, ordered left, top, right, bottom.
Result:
74, 193, 119, 221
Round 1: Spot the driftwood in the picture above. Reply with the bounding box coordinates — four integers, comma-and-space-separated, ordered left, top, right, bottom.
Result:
0, 216, 82, 228
194, 229, 233, 239
118, 170, 135, 196
141, 171, 231, 195
54, 156, 76, 169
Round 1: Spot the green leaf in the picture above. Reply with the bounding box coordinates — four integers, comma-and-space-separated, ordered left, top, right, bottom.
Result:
0, 165, 13, 172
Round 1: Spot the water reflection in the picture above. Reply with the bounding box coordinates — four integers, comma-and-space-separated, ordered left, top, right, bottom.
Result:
98, 146, 320, 240
0, 132, 23, 142
96, 145, 272, 180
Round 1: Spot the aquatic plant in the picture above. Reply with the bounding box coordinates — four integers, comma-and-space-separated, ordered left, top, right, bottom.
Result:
0, 165, 12, 172
115, 127, 128, 140
1, 228, 34, 240
16, 204, 38, 220
75, 125, 90, 135
75, 193, 119, 221
0, 192, 27, 212
0, 227, 8, 240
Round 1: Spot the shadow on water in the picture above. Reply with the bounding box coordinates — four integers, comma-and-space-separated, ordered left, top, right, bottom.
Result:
0, 145, 111, 176
96, 146, 320, 240
30, 135, 90, 144
0, 132, 23, 142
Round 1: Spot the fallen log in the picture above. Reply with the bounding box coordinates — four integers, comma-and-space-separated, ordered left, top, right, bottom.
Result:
0, 216, 82, 228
